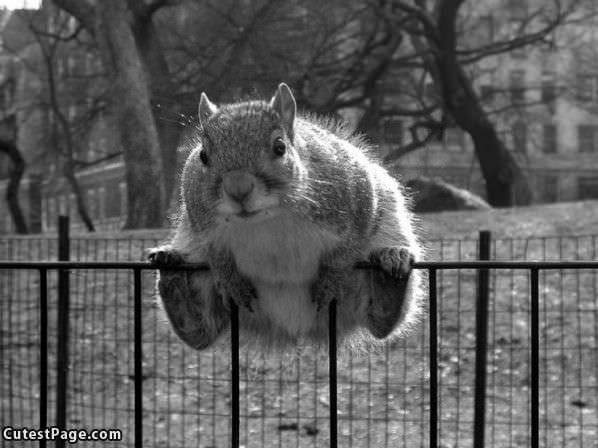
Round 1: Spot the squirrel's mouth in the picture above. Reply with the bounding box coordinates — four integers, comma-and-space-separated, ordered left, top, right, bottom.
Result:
236, 209, 261, 219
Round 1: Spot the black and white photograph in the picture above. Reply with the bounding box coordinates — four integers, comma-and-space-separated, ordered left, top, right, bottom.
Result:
1, 0, 597, 446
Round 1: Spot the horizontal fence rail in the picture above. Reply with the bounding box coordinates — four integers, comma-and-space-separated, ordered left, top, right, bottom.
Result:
3, 260, 598, 270
1, 259, 597, 448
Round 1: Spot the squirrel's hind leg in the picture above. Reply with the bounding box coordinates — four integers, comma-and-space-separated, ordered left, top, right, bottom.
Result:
364, 247, 414, 339
149, 247, 229, 350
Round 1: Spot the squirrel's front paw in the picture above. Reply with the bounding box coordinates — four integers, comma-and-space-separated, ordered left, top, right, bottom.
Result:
311, 267, 342, 311
365, 247, 415, 339
368, 247, 414, 281
148, 248, 184, 267
217, 275, 257, 313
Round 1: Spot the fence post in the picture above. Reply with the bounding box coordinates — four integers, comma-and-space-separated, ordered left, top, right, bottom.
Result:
473, 230, 491, 448
428, 268, 438, 448
39, 268, 48, 448
55, 215, 70, 448
133, 268, 143, 448
530, 268, 539, 448
230, 301, 240, 448
328, 299, 338, 448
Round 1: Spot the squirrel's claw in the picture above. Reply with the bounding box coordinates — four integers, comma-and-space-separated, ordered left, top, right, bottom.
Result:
148, 249, 184, 267
368, 247, 414, 281
311, 266, 339, 312
218, 277, 257, 313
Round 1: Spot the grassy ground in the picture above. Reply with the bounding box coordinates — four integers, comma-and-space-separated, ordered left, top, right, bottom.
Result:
1, 201, 597, 447
421, 200, 598, 240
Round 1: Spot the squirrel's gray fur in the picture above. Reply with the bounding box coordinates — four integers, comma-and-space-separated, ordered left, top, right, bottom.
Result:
149, 83, 424, 352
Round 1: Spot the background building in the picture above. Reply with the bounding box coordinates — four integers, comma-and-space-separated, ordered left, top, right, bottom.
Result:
382, 1, 598, 203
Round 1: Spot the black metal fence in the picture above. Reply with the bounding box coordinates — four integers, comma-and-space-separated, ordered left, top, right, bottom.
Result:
1, 220, 598, 447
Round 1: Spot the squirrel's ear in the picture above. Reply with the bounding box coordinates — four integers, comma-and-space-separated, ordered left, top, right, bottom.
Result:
198, 92, 219, 127
269, 83, 296, 139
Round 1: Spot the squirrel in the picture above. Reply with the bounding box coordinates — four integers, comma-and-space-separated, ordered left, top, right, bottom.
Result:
148, 83, 424, 352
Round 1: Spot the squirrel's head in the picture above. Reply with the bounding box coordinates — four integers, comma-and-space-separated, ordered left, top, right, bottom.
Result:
183, 83, 306, 227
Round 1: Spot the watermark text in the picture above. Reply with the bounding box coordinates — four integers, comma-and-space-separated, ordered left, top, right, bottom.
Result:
3, 426, 122, 443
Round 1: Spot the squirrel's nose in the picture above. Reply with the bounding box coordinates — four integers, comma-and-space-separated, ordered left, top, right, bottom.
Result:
222, 171, 256, 204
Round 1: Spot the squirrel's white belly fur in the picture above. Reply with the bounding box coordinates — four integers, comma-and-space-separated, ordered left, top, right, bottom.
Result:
214, 210, 340, 335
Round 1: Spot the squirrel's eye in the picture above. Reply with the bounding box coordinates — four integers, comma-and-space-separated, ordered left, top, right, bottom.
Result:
272, 137, 286, 157
199, 150, 209, 166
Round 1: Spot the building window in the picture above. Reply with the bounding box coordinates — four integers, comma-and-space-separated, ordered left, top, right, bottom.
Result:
88, 189, 97, 218
512, 121, 527, 153
480, 14, 494, 44
119, 183, 127, 218
85, 53, 94, 75
69, 194, 76, 220
478, 15, 494, 44
543, 124, 557, 154
58, 195, 67, 216
578, 177, 598, 199
41, 198, 47, 231
47, 198, 55, 229
541, 175, 558, 202
98, 187, 106, 221
576, 74, 598, 102
509, 70, 525, 103
541, 72, 556, 104
67, 55, 76, 75
381, 118, 403, 145
0, 84, 7, 109
578, 125, 598, 153
68, 105, 76, 121
87, 140, 96, 163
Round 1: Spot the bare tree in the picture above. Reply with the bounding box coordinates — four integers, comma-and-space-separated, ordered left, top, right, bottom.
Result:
28, 12, 96, 231
0, 134, 28, 234
52, 0, 169, 229
44, 0, 593, 218
0, 54, 28, 233
375, 0, 589, 206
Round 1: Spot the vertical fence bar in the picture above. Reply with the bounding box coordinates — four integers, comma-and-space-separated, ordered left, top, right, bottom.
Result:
530, 268, 539, 448
133, 268, 143, 448
328, 299, 338, 448
474, 230, 491, 448
39, 268, 48, 448
428, 268, 438, 448
55, 216, 70, 448
230, 301, 240, 448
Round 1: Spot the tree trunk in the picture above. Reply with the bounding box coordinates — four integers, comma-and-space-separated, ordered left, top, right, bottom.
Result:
97, 0, 165, 228
0, 139, 28, 234
434, 0, 532, 206
436, 58, 532, 205
62, 161, 95, 232
132, 17, 180, 213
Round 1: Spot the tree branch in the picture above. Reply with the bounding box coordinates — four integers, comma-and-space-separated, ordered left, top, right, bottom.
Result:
383, 120, 443, 164
0, 137, 28, 233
